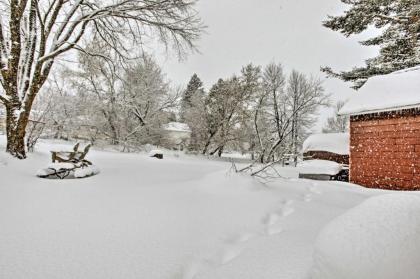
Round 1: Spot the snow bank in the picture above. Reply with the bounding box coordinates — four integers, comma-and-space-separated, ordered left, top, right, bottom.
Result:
311, 194, 420, 279
297, 160, 343, 176
302, 133, 349, 155
340, 67, 420, 115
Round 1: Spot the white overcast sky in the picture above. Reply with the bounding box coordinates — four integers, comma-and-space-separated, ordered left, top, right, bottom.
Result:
154, 0, 379, 131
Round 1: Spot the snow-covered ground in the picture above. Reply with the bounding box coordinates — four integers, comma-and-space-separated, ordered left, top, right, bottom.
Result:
0, 136, 417, 279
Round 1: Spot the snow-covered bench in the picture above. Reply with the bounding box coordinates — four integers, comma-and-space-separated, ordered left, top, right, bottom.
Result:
37, 143, 99, 179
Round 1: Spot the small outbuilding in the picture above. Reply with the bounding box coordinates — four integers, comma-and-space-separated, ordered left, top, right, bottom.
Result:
340, 67, 420, 190
302, 133, 350, 164
163, 122, 191, 150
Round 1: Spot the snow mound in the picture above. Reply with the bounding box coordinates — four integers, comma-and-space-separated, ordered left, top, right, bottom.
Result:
74, 165, 100, 178
311, 194, 420, 279
340, 67, 420, 115
36, 168, 55, 177
302, 133, 349, 155
163, 122, 191, 133
297, 160, 343, 176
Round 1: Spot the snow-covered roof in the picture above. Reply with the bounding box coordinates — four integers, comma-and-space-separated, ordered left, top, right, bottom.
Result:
340, 67, 420, 115
163, 122, 191, 133
302, 133, 349, 155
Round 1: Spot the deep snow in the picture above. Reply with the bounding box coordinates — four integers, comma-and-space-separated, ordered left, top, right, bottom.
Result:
0, 136, 415, 279
311, 194, 420, 279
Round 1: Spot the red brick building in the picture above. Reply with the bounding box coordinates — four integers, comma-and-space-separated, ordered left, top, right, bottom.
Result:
340, 68, 420, 190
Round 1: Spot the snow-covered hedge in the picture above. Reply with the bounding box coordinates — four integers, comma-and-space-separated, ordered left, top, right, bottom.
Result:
310, 194, 420, 279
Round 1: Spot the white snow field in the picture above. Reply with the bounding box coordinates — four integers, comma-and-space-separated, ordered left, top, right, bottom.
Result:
0, 136, 418, 279
311, 194, 420, 279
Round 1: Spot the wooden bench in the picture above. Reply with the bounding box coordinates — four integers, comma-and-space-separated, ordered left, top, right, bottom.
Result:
38, 143, 94, 179
51, 143, 92, 165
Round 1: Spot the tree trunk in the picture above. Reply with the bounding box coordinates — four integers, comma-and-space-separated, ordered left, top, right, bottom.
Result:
202, 139, 211, 155
5, 105, 28, 159
217, 145, 224, 157
202, 131, 217, 155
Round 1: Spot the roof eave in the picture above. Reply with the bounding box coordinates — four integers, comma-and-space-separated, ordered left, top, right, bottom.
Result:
339, 103, 420, 116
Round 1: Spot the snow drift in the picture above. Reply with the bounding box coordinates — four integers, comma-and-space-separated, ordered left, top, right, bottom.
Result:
311, 194, 420, 279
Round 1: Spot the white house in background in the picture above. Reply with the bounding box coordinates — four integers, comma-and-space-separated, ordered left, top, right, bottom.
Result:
163, 122, 191, 150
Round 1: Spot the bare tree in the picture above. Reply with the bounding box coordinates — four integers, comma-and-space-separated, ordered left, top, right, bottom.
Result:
287, 71, 329, 165
120, 55, 180, 148
322, 100, 349, 133
68, 44, 178, 149
0, 0, 203, 158
201, 64, 260, 156
243, 64, 330, 173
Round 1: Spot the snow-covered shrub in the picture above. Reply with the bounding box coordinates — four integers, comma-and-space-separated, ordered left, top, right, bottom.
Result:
310, 194, 420, 279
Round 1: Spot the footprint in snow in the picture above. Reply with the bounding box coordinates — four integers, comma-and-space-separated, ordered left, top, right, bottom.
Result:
264, 200, 296, 224
267, 223, 284, 235
180, 261, 201, 279
309, 186, 322, 195
303, 193, 312, 202
181, 266, 199, 279
220, 244, 243, 265
227, 231, 257, 244
280, 199, 295, 206
264, 212, 281, 226
280, 206, 295, 217
211, 231, 258, 267
261, 200, 296, 236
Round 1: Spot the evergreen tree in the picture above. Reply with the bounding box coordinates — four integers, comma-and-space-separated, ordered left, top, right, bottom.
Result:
322, 0, 420, 89
180, 74, 204, 121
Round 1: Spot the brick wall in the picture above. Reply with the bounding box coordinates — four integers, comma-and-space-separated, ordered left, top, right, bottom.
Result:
303, 151, 349, 165
350, 109, 420, 190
